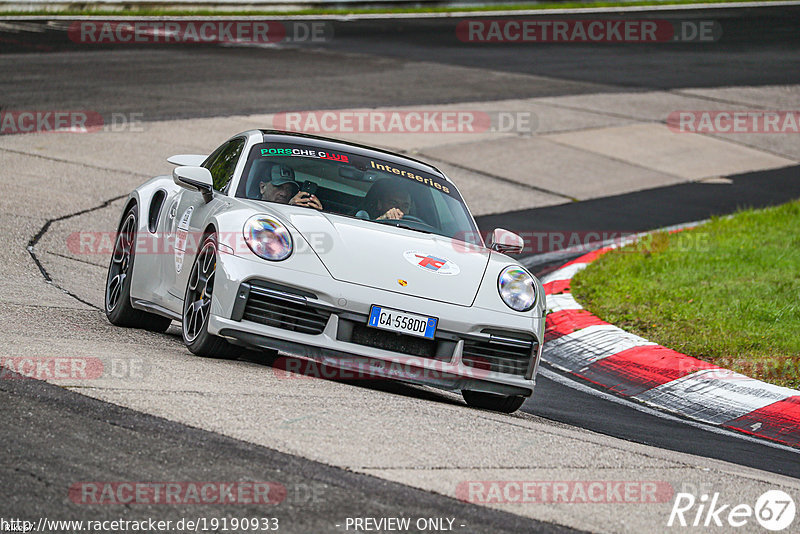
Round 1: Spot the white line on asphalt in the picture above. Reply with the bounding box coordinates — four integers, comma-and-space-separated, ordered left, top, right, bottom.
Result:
3, 1, 800, 21
538, 365, 800, 454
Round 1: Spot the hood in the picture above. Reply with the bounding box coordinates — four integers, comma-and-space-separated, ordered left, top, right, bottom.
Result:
265, 204, 489, 307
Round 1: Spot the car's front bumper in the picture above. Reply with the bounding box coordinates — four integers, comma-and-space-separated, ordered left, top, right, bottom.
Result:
208, 252, 544, 397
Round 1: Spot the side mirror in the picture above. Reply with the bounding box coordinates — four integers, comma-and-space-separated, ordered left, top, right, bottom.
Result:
173, 166, 214, 202
488, 228, 525, 255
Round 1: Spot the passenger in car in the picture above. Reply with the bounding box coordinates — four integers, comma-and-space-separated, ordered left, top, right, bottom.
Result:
357, 179, 412, 220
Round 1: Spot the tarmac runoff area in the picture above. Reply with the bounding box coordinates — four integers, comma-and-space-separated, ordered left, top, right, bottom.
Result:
1, 84, 799, 532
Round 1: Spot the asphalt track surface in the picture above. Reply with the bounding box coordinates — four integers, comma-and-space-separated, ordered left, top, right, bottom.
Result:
478, 164, 800, 275
2, 6, 800, 118
2, 5, 800, 531
1, 373, 572, 534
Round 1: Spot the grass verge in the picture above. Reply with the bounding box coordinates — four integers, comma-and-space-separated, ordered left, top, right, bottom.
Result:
571, 200, 800, 389
0, 0, 792, 17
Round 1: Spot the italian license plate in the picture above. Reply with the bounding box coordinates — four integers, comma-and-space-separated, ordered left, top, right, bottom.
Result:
367, 305, 438, 339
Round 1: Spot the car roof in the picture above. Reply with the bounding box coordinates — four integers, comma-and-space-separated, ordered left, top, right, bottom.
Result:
257, 129, 450, 182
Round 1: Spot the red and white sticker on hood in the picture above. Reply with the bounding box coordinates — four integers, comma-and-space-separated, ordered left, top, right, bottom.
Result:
403, 250, 460, 275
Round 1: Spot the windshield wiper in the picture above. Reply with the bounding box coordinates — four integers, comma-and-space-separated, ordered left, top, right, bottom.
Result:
391, 222, 433, 234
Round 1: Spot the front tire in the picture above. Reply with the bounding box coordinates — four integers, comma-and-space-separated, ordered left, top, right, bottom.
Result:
182, 233, 238, 359
462, 390, 527, 414
105, 205, 172, 332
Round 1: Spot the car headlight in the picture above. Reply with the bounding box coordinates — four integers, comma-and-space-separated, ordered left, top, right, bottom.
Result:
498, 266, 537, 312
243, 215, 292, 261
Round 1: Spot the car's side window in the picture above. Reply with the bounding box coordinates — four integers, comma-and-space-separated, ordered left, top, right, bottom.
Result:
203, 138, 246, 192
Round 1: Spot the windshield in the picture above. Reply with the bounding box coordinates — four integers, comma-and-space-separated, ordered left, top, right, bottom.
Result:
235, 142, 482, 245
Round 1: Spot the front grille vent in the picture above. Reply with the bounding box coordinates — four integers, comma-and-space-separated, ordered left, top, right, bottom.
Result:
461, 335, 537, 377
243, 287, 329, 335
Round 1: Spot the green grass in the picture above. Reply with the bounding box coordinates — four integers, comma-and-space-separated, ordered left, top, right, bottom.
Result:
571, 200, 800, 390
0, 0, 790, 17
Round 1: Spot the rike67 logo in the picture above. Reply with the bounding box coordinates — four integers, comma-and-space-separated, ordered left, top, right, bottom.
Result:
668, 489, 795, 530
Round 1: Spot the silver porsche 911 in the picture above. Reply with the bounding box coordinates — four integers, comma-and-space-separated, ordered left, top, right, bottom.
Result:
105, 130, 545, 413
